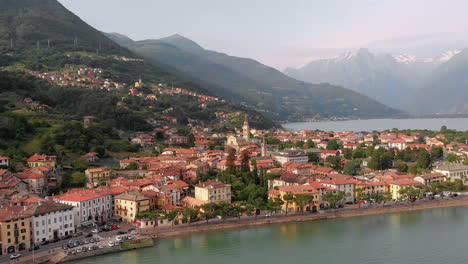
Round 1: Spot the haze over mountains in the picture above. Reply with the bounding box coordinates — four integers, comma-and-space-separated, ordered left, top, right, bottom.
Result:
284, 48, 467, 114
105, 33, 402, 120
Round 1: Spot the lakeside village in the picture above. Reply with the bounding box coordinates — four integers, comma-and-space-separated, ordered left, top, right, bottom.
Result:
1, 114, 468, 259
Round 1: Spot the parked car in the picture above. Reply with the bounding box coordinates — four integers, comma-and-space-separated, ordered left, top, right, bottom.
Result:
108, 242, 115, 247
10, 254, 21, 259
98, 245, 104, 249
91, 229, 99, 234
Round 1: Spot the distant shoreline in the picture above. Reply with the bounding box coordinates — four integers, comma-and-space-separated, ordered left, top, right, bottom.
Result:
281, 115, 468, 124
150, 197, 468, 239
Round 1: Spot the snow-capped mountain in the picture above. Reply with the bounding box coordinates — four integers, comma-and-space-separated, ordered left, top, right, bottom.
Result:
284, 49, 459, 108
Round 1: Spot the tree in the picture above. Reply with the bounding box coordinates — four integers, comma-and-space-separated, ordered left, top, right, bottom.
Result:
430, 146, 444, 160
125, 162, 138, 170
294, 194, 314, 214
326, 156, 342, 169
266, 198, 283, 213
164, 210, 179, 228
326, 140, 340, 150
308, 153, 320, 163
396, 162, 409, 173
447, 153, 460, 163
322, 191, 345, 208
71, 172, 86, 187
240, 150, 250, 173
342, 148, 353, 159
464, 158, 468, 166
417, 149, 431, 169
343, 161, 360, 175
184, 208, 199, 224
226, 148, 236, 175
283, 193, 294, 215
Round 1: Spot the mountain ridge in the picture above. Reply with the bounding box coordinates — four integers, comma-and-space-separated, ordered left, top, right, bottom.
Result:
110, 33, 404, 121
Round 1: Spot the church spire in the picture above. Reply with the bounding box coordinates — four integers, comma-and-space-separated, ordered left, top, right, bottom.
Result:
242, 114, 250, 142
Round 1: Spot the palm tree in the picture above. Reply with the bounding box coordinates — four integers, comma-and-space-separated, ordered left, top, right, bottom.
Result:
283, 193, 294, 215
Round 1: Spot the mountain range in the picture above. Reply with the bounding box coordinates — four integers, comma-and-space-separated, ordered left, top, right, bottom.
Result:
106, 34, 402, 120
284, 48, 462, 109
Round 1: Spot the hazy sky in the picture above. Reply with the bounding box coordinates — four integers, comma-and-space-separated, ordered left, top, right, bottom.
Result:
59, 0, 468, 69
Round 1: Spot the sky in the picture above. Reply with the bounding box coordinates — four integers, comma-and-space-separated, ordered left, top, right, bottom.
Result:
58, 0, 468, 70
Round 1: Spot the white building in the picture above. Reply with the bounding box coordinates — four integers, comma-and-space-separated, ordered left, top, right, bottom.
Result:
54, 189, 113, 227
318, 178, 356, 203
0, 157, 10, 167
433, 164, 468, 183
273, 150, 308, 165
27, 201, 75, 245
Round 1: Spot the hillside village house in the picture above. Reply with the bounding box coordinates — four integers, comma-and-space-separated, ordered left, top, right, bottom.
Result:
27, 154, 57, 168
26, 201, 74, 244
14, 172, 47, 194
114, 191, 151, 223
0, 157, 9, 167
0, 206, 32, 255
433, 164, 468, 183
195, 180, 231, 203
85, 167, 112, 188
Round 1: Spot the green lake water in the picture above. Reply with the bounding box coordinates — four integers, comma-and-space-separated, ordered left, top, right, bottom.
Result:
70, 206, 468, 264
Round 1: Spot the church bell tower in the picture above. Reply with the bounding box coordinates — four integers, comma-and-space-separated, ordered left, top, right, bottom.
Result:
242, 115, 250, 142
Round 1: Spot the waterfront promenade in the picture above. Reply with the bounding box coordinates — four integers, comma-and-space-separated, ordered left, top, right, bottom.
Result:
145, 196, 468, 238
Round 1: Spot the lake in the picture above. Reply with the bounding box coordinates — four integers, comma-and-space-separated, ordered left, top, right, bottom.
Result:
70, 206, 468, 264
283, 118, 468, 132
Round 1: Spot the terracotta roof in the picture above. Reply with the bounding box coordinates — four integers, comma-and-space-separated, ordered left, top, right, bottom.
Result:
27, 154, 56, 162
26, 200, 73, 215
15, 172, 45, 179
195, 180, 230, 189
0, 206, 31, 221
388, 180, 420, 186
181, 196, 208, 207
115, 191, 149, 201
278, 185, 318, 194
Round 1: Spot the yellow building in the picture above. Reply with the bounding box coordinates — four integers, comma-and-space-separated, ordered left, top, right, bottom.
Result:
195, 180, 231, 203
0, 206, 32, 255
115, 191, 151, 223
355, 181, 389, 200
269, 185, 320, 213
389, 180, 421, 200
27, 154, 57, 168
85, 167, 112, 188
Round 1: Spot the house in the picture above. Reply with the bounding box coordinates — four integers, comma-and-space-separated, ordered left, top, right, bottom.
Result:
81, 152, 99, 163
414, 173, 447, 185
195, 180, 231, 204
268, 185, 320, 213
389, 180, 421, 200
273, 150, 308, 165
26, 201, 74, 245
389, 139, 407, 150
433, 164, 468, 183
54, 189, 113, 227
85, 167, 112, 188
0, 206, 32, 255
15, 172, 47, 194
0, 157, 10, 167
317, 178, 357, 203
320, 150, 340, 160
114, 191, 151, 223
27, 154, 57, 168
181, 196, 208, 208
